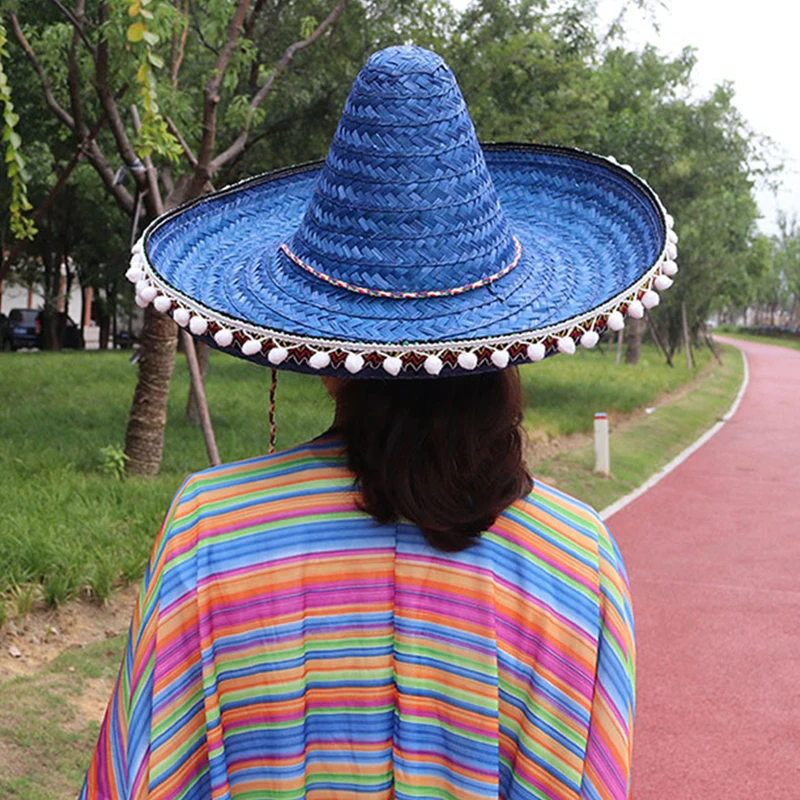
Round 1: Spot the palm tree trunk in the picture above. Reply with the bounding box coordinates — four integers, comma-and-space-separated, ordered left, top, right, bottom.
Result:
124, 306, 178, 476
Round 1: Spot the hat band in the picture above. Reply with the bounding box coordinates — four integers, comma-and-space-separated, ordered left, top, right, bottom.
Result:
279, 237, 523, 300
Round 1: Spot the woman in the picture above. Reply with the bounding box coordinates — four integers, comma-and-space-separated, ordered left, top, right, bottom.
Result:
83, 45, 676, 799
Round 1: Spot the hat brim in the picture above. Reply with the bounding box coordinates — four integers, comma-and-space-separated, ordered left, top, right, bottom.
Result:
132, 144, 674, 377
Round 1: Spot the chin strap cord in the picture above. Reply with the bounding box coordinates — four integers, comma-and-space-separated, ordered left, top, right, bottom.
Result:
269, 368, 278, 454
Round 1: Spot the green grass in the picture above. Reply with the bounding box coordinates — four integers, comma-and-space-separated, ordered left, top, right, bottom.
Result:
519, 344, 711, 436
531, 343, 744, 511
714, 327, 800, 352
0, 636, 126, 800
0, 343, 710, 608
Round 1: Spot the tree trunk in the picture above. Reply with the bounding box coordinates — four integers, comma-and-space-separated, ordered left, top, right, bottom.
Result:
624, 318, 643, 365
186, 341, 211, 424
124, 306, 179, 476
99, 311, 111, 351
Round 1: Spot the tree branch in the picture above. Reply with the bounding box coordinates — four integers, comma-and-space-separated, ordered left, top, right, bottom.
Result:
67, 0, 89, 136
170, 0, 190, 88
9, 12, 75, 131
95, 3, 150, 202
47, 0, 96, 57
130, 105, 164, 214
212, 0, 351, 172
166, 116, 198, 167
188, 0, 253, 196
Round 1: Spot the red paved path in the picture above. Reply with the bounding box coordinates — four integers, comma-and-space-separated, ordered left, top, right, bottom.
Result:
608, 337, 800, 799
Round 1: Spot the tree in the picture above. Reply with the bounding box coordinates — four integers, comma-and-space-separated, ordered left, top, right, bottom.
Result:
2, 0, 363, 474
593, 47, 772, 359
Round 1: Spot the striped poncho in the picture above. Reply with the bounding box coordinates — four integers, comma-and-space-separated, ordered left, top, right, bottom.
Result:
80, 432, 635, 799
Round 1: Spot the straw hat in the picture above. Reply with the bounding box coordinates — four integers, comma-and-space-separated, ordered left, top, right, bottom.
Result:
126, 46, 677, 378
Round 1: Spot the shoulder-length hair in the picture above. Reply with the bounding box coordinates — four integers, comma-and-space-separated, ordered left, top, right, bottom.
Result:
335, 368, 532, 551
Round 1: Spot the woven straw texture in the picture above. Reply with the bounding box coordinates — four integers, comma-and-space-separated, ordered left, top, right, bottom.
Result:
139, 46, 669, 376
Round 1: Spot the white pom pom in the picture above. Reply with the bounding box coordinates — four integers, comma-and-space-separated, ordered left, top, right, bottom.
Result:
665, 213, 675, 229
126, 267, 144, 284
383, 356, 403, 376
667, 243, 678, 260
132, 238, 144, 256
140, 285, 158, 303
607, 310, 625, 331
580, 330, 600, 349
627, 299, 644, 319
662, 259, 679, 277
621, 163, 633, 173
153, 295, 172, 313
457, 351, 478, 371
268, 346, 288, 365
654, 274, 674, 291
642, 290, 660, 309
668, 229, 678, 244
173, 307, 191, 327
527, 342, 546, 362
424, 355, 443, 375
309, 351, 331, 370
241, 338, 262, 356
345, 353, 364, 374
214, 328, 234, 347
607, 155, 618, 164
135, 294, 150, 308
557, 336, 576, 355
490, 349, 510, 368
135, 278, 148, 295
189, 315, 208, 335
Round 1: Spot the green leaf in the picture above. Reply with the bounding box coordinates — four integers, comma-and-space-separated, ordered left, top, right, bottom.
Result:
127, 22, 146, 42
300, 16, 318, 39
147, 52, 164, 69
142, 30, 160, 46
9, 131, 22, 149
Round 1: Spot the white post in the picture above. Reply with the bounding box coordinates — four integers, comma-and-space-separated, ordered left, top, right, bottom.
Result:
594, 412, 610, 476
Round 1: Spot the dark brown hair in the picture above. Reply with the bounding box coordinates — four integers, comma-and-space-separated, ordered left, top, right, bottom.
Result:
335, 368, 532, 551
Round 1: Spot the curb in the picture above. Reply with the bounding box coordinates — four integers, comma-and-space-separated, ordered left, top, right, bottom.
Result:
599, 345, 750, 521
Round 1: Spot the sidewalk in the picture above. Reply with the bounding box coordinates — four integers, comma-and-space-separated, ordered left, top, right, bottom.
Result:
608, 337, 800, 799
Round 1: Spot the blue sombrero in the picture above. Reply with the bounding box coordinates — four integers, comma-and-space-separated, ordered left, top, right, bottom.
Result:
127, 46, 678, 377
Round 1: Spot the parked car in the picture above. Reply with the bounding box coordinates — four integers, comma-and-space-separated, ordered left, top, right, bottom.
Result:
1, 308, 84, 350
114, 329, 139, 349
3, 308, 41, 350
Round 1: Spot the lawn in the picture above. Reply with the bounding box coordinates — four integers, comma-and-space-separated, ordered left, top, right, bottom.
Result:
0, 342, 711, 612
531, 343, 744, 512
714, 327, 800, 352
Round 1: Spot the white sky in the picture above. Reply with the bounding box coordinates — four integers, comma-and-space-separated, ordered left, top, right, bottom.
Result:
448, 0, 800, 235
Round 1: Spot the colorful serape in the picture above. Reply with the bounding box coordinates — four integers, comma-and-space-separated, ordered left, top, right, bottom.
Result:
80, 432, 635, 799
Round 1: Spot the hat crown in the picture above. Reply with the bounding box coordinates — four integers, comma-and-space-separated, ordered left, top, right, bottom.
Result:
288, 45, 518, 295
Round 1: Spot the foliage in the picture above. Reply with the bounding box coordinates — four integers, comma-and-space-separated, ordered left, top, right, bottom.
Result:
125, 0, 182, 159
592, 47, 771, 351
99, 443, 128, 478
0, 20, 35, 239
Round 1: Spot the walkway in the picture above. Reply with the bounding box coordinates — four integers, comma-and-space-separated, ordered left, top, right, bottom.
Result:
608, 337, 800, 799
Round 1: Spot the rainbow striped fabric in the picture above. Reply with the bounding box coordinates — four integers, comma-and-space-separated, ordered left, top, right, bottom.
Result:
80, 433, 635, 800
